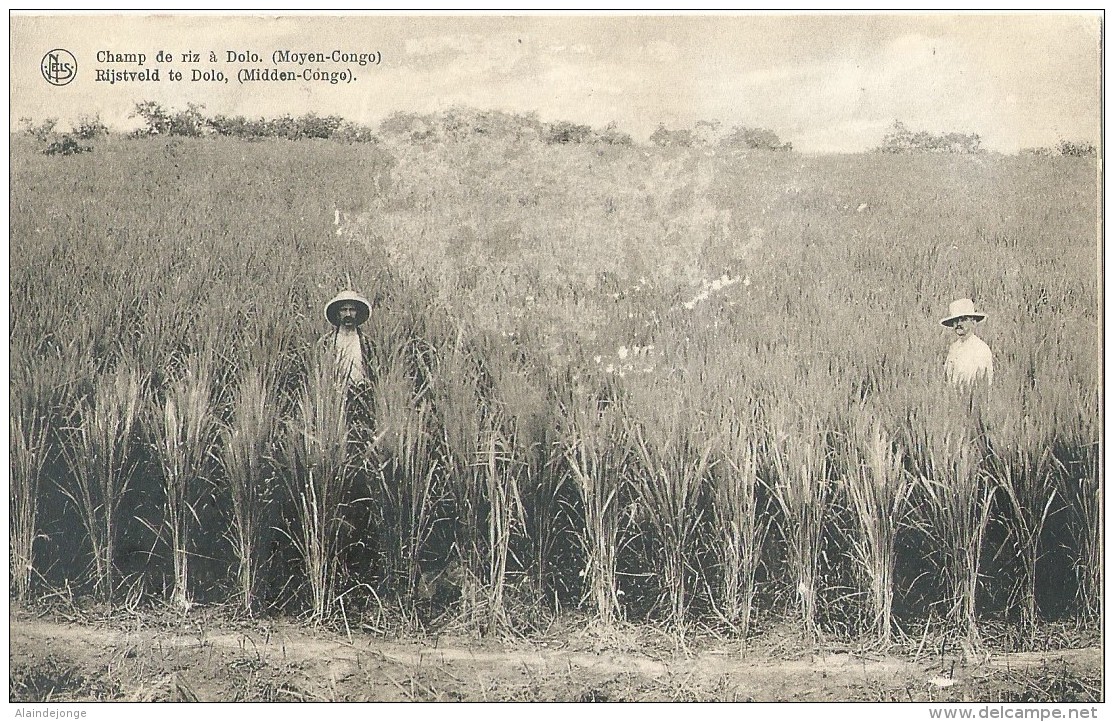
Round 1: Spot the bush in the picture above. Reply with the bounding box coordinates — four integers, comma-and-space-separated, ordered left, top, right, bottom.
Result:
379, 107, 545, 144
130, 101, 172, 137
44, 135, 92, 156
334, 121, 379, 144
876, 120, 982, 154
298, 113, 344, 139
596, 121, 633, 146
74, 115, 109, 140
649, 124, 694, 148
19, 117, 58, 142
721, 125, 792, 152
170, 104, 208, 137
20, 116, 97, 156
544, 120, 594, 145
1057, 140, 1097, 158
130, 102, 208, 138
1020, 141, 1097, 159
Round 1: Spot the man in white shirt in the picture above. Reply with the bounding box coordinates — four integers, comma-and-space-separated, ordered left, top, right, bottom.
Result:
324, 290, 372, 386
941, 298, 993, 385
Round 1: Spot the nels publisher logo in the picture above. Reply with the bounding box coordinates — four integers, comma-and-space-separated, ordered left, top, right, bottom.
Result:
41, 49, 77, 86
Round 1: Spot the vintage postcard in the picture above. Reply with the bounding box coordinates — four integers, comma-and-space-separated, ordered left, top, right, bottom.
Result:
9, 11, 1103, 712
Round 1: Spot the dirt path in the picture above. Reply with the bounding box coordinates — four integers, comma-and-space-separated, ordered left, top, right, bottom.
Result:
9, 613, 1102, 702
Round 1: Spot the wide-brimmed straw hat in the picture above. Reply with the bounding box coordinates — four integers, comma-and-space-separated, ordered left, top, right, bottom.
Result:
940, 298, 986, 327
325, 290, 371, 327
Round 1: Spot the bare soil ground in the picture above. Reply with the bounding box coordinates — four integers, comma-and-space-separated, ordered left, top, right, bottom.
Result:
9, 607, 1102, 703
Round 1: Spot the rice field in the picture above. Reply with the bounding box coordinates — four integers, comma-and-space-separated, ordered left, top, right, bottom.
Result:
9, 133, 1101, 650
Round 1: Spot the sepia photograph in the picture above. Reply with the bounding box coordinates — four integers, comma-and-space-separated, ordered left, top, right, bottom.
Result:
8, 10, 1104, 710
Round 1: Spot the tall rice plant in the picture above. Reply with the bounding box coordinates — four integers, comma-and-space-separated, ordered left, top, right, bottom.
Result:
58, 364, 143, 602
767, 408, 832, 640
491, 363, 562, 610
370, 349, 442, 601
219, 368, 278, 615
279, 358, 352, 623
980, 370, 1063, 639
477, 419, 526, 630
430, 342, 487, 624
10, 382, 50, 602
710, 407, 768, 638
843, 410, 913, 646
560, 388, 630, 626
907, 390, 994, 648
627, 385, 714, 631
1055, 386, 1101, 621
151, 358, 218, 612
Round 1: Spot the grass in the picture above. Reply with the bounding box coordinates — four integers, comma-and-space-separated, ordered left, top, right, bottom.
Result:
708, 404, 768, 637
842, 409, 913, 646
9, 134, 1101, 643
561, 385, 630, 626
150, 354, 218, 611
57, 364, 144, 602
278, 356, 354, 624
766, 405, 833, 641
10, 373, 50, 602
626, 379, 716, 631
220, 368, 279, 615
907, 387, 997, 649
368, 344, 443, 601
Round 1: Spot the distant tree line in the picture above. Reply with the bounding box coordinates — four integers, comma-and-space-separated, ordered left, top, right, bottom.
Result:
376, 107, 636, 146
19, 104, 1095, 159
1020, 140, 1097, 158
18, 102, 800, 154
875, 120, 984, 154
129, 101, 379, 143
649, 120, 792, 151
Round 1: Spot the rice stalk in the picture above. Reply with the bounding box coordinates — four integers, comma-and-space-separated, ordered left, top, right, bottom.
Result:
219, 367, 278, 615
907, 391, 994, 649
370, 347, 442, 601
491, 361, 562, 610
476, 420, 526, 631
1054, 385, 1101, 621
627, 385, 715, 631
709, 406, 768, 638
57, 364, 144, 602
151, 357, 218, 612
279, 357, 353, 624
767, 407, 832, 641
843, 409, 913, 646
430, 341, 487, 625
10, 383, 50, 602
560, 387, 630, 626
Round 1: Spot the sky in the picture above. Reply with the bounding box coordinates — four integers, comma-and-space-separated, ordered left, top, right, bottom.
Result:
8, 12, 1103, 153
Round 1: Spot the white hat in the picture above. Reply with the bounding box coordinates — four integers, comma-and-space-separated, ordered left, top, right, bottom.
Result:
325, 290, 371, 327
940, 298, 986, 327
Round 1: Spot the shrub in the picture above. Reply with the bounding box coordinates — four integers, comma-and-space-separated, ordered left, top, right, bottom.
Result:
877, 120, 982, 154
596, 121, 633, 146
74, 115, 110, 140
649, 124, 694, 147
19, 116, 58, 141
44, 135, 92, 156
545, 120, 594, 145
1057, 140, 1097, 158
